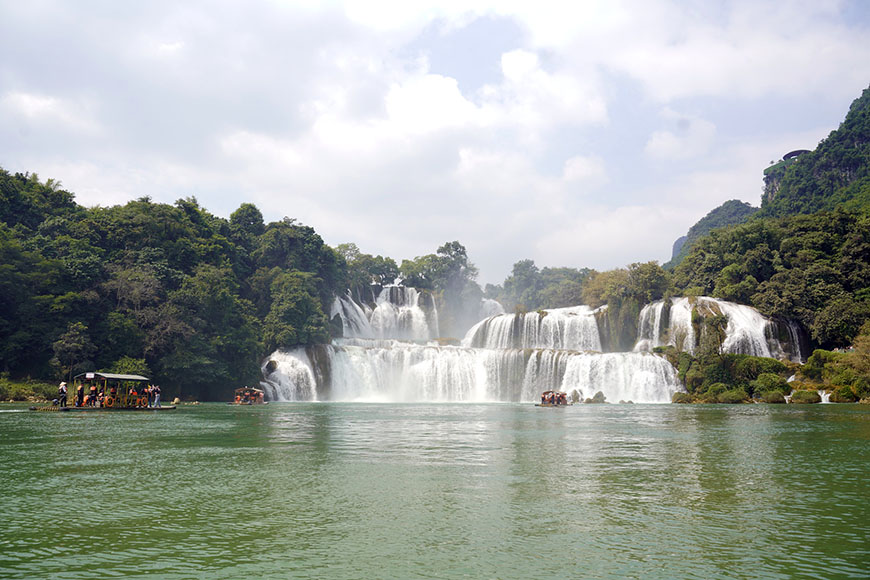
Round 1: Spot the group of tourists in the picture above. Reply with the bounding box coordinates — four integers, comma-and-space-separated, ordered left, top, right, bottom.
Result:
541, 390, 569, 405
234, 387, 264, 404
57, 382, 161, 408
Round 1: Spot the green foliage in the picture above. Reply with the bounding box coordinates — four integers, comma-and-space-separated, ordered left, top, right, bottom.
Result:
671, 392, 693, 404
665, 200, 758, 270
51, 322, 97, 382
759, 84, 870, 218
107, 356, 151, 377
399, 241, 481, 337
717, 388, 748, 404
0, 167, 351, 400
706, 382, 728, 397
263, 271, 329, 352
732, 355, 788, 382
337, 243, 399, 298
831, 385, 858, 403
674, 210, 870, 349
0, 376, 57, 401
802, 349, 842, 381
760, 390, 787, 404
791, 389, 822, 404
751, 373, 790, 395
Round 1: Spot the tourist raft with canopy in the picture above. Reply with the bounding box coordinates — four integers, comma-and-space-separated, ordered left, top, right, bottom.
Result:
229, 386, 267, 405
536, 390, 571, 407
30, 372, 176, 412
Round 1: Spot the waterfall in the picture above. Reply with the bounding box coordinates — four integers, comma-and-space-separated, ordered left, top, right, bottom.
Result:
818, 390, 831, 404
369, 286, 433, 341
332, 286, 438, 341
667, 297, 696, 354
261, 343, 682, 403
633, 297, 805, 361
266, 290, 808, 403
462, 306, 602, 351
479, 298, 505, 318
260, 349, 318, 401
560, 353, 680, 404
708, 298, 775, 357
331, 292, 374, 338
634, 301, 666, 352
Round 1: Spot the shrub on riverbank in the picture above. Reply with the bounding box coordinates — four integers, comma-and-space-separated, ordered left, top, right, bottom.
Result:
791, 390, 822, 404
0, 377, 56, 401
717, 388, 749, 404
831, 385, 858, 403
760, 390, 787, 403
751, 372, 790, 394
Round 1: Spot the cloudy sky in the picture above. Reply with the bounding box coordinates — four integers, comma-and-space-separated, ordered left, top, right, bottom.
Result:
2, 1, 869, 284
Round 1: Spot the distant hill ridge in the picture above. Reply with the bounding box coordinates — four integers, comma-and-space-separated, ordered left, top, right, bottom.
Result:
664, 200, 758, 270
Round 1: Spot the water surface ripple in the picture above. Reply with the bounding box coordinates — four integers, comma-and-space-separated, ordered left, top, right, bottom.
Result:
1, 403, 867, 579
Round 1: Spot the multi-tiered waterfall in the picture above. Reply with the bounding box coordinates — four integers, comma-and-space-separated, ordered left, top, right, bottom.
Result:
263, 292, 683, 403
263, 291, 806, 404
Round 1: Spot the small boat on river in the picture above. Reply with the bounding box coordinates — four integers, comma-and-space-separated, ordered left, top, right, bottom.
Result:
535, 390, 572, 407
30, 372, 175, 412
228, 386, 267, 405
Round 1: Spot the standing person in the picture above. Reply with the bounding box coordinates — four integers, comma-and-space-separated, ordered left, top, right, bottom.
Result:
153, 384, 161, 408
58, 382, 68, 407
145, 384, 153, 408
75, 384, 84, 407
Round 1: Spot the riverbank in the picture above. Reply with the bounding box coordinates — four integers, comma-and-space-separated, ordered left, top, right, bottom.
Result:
0, 377, 56, 403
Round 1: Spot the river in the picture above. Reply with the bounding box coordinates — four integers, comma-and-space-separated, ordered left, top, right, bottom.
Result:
1, 403, 867, 579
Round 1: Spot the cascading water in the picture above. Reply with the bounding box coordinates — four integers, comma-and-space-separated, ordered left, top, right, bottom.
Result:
263, 340, 681, 404
264, 296, 683, 403
634, 296, 805, 361
331, 291, 374, 338
463, 306, 603, 351
634, 301, 667, 352
332, 285, 437, 341
369, 286, 433, 341
479, 298, 505, 319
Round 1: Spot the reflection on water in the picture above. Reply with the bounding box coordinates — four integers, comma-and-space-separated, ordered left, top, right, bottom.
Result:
0, 403, 868, 579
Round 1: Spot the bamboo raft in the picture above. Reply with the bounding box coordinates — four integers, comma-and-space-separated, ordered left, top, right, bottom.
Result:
30, 405, 176, 412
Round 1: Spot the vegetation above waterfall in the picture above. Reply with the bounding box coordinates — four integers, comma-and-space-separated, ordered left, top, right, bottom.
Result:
664, 200, 759, 270
483, 259, 593, 311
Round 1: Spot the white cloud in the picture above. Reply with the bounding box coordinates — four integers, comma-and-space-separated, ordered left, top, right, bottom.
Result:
1, 91, 101, 134
562, 155, 607, 186
0, 0, 868, 286
644, 109, 716, 161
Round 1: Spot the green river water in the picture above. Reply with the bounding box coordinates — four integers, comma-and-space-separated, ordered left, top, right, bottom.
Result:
1, 403, 868, 579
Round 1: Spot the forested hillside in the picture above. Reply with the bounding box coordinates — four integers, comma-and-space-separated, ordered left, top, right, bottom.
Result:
0, 168, 492, 400
759, 85, 870, 217
0, 171, 347, 399
664, 200, 758, 269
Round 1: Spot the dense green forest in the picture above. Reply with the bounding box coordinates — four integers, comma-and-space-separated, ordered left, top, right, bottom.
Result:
0, 171, 489, 399
0, 171, 342, 399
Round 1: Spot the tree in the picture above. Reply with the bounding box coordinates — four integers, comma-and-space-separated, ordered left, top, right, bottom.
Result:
262, 271, 330, 352
51, 322, 97, 382
502, 259, 541, 309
